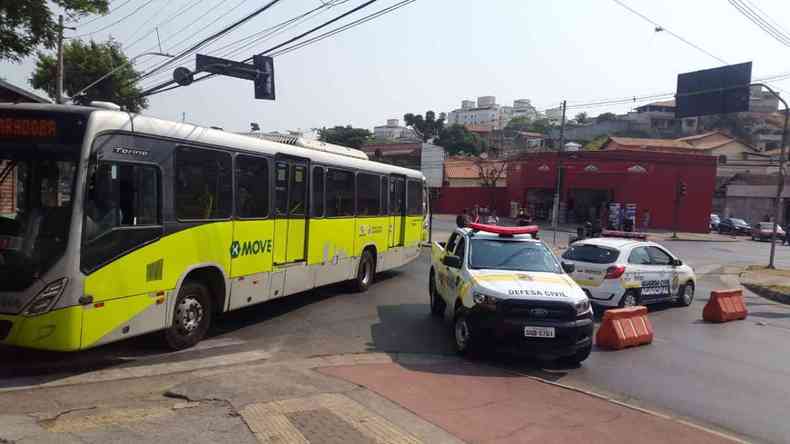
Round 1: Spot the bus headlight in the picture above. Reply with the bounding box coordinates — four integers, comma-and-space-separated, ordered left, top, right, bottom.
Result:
25, 278, 68, 315
575, 299, 591, 316
473, 292, 499, 308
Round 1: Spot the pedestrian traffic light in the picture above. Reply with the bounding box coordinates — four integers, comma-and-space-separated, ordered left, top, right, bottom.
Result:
679, 181, 688, 197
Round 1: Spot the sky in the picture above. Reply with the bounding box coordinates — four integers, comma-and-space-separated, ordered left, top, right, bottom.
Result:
3, 0, 790, 133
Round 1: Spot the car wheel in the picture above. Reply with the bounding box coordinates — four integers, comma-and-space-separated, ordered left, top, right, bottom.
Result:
453, 308, 478, 355
562, 343, 592, 366
351, 249, 375, 292
429, 271, 445, 317
676, 282, 694, 307
164, 281, 213, 350
752, 235, 757, 241
619, 290, 639, 308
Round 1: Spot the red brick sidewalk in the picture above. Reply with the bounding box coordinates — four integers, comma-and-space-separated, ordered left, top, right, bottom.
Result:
320, 360, 733, 444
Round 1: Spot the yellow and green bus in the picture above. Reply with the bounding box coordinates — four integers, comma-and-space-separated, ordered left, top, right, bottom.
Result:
0, 103, 428, 351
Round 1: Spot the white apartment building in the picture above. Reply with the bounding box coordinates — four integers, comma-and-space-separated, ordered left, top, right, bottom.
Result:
447, 96, 537, 130
373, 119, 420, 141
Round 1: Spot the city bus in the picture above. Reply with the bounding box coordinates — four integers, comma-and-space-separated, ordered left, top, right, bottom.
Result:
0, 103, 428, 351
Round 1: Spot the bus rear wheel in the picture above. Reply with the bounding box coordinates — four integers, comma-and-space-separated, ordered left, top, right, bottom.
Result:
164, 281, 213, 350
351, 250, 375, 292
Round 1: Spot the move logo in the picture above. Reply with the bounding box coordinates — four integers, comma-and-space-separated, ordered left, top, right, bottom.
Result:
230, 239, 272, 259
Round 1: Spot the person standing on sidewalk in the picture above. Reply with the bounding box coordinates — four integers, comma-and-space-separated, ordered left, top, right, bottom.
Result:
642, 209, 651, 231
456, 208, 470, 228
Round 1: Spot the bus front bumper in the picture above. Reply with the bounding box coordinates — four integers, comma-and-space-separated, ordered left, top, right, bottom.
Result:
0, 306, 83, 352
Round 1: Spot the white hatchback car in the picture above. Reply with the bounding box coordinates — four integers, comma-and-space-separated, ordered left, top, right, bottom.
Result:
561, 236, 696, 308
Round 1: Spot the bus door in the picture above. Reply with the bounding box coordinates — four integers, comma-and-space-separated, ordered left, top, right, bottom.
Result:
274, 156, 309, 264
389, 175, 406, 248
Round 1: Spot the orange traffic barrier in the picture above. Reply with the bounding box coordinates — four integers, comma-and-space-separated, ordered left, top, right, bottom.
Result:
703, 289, 748, 323
595, 306, 654, 350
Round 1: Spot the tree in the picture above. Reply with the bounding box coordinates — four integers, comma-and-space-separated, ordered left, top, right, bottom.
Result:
584, 135, 609, 151
575, 112, 589, 124
318, 125, 372, 148
403, 110, 445, 141
505, 116, 532, 130
1, 1, 109, 62
474, 159, 507, 188
30, 39, 148, 111
434, 124, 487, 156
596, 112, 617, 123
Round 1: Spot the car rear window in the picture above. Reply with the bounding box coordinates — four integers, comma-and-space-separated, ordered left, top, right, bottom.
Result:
562, 244, 619, 264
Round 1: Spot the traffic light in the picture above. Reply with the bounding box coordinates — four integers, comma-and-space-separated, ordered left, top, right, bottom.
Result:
679, 181, 688, 198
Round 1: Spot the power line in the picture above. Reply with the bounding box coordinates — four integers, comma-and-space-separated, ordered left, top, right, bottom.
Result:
139, 0, 348, 88
124, 0, 206, 52
137, 0, 284, 93
728, 0, 790, 47
140, 0, 386, 95
122, 0, 181, 50
73, 0, 135, 27
72, 0, 157, 38
610, 0, 727, 64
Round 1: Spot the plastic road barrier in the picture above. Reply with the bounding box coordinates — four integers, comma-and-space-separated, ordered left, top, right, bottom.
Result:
703, 289, 748, 323
595, 306, 654, 350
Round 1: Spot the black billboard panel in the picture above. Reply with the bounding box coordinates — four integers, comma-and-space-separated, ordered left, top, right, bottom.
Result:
676, 62, 752, 118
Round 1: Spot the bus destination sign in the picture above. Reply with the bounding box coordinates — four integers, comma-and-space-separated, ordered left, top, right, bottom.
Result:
0, 118, 57, 138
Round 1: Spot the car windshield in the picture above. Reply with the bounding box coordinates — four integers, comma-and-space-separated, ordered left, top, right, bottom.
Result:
730, 218, 747, 225
469, 239, 562, 273
562, 244, 619, 264
0, 156, 78, 291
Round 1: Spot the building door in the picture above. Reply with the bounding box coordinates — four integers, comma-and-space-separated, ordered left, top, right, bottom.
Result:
389, 175, 406, 248
274, 156, 308, 264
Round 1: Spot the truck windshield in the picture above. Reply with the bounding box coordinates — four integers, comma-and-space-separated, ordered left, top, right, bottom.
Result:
0, 156, 78, 291
469, 239, 562, 273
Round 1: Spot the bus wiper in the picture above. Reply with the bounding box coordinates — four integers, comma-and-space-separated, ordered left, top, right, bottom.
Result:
0, 160, 17, 185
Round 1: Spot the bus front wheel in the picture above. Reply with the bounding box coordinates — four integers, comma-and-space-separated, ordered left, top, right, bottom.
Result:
164, 281, 213, 350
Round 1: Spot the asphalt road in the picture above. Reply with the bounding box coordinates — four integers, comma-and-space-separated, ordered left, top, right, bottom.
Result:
2, 224, 790, 443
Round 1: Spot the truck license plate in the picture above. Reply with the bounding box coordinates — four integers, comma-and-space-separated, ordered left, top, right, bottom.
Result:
524, 326, 555, 338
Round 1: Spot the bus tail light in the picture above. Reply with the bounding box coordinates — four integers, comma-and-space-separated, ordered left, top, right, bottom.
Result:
24, 278, 69, 315
604, 265, 626, 279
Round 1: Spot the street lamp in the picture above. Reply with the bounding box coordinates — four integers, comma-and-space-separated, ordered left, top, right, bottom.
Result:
70, 51, 173, 103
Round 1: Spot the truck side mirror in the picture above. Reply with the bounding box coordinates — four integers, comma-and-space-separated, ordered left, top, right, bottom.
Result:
562, 262, 575, 273
442, 255, 462, 269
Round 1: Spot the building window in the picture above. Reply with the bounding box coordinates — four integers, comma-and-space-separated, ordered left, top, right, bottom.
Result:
718, 155, 728, 165
236, 155, 269, 219
175, 147, 232, 220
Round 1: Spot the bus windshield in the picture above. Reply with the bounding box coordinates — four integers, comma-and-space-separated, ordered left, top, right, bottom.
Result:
0, 155, 78, 291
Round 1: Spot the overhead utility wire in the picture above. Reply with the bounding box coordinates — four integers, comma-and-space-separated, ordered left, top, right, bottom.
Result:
72, 0, 157, 38
74, 0, 135, 27
728, 0, 790, 47
124, 0, 205, 52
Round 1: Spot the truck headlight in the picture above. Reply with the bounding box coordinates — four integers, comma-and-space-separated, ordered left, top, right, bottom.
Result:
473, 292, 499, 308
24, 278, 68, 315
575, 299, 591, 316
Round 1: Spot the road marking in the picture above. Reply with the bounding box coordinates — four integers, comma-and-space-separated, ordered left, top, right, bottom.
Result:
0, 350, 271, 393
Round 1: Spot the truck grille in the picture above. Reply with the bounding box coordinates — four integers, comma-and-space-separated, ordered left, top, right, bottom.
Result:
499, 300, 576, 322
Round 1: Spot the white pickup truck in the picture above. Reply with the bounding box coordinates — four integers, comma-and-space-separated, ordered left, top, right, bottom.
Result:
429, 223, 594, 363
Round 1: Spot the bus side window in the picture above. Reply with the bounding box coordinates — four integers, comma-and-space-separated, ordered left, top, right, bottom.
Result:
326, 169, 354, 217
356, 173, 380, 216
407, 180, 423, 216
236, 155, 269, 219
175, 147, 232, 220
380, 176, 388, 216
311, 166, 324, 218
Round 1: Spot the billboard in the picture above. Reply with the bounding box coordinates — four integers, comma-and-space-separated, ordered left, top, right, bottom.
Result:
675, 62, 752, 118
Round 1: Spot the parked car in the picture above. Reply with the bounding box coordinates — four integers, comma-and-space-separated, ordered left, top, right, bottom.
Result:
751, 222, 786, 242
718, 217, 752, 235
710, 214, 720, 231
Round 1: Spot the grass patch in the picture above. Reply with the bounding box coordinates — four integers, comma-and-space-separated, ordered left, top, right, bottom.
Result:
744, 265, 790, 277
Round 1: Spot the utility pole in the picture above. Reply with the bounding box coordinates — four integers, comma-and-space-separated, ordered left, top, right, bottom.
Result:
552, 100, 567, 245
55, 15, 76, 104
56, 15, 65, 104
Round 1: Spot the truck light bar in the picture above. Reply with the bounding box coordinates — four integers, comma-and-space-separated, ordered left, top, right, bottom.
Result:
601, 230, 647, 240
468, 222, 540, 237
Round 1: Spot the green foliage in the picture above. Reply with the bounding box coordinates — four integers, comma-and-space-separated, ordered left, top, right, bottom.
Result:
318, 125, 372, 148
596, 112, 617, 123
584, 135, 609, 151
434, 124, 487, 156
0, 0, 109, 62
574, 112, 589, 124
30, 39, 147, 112
700, 113, 757, 143
403, 110, 445, 141
506, 116, 552, 134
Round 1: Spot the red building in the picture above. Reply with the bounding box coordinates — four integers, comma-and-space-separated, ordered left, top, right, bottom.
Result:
505, 150, 717, 233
